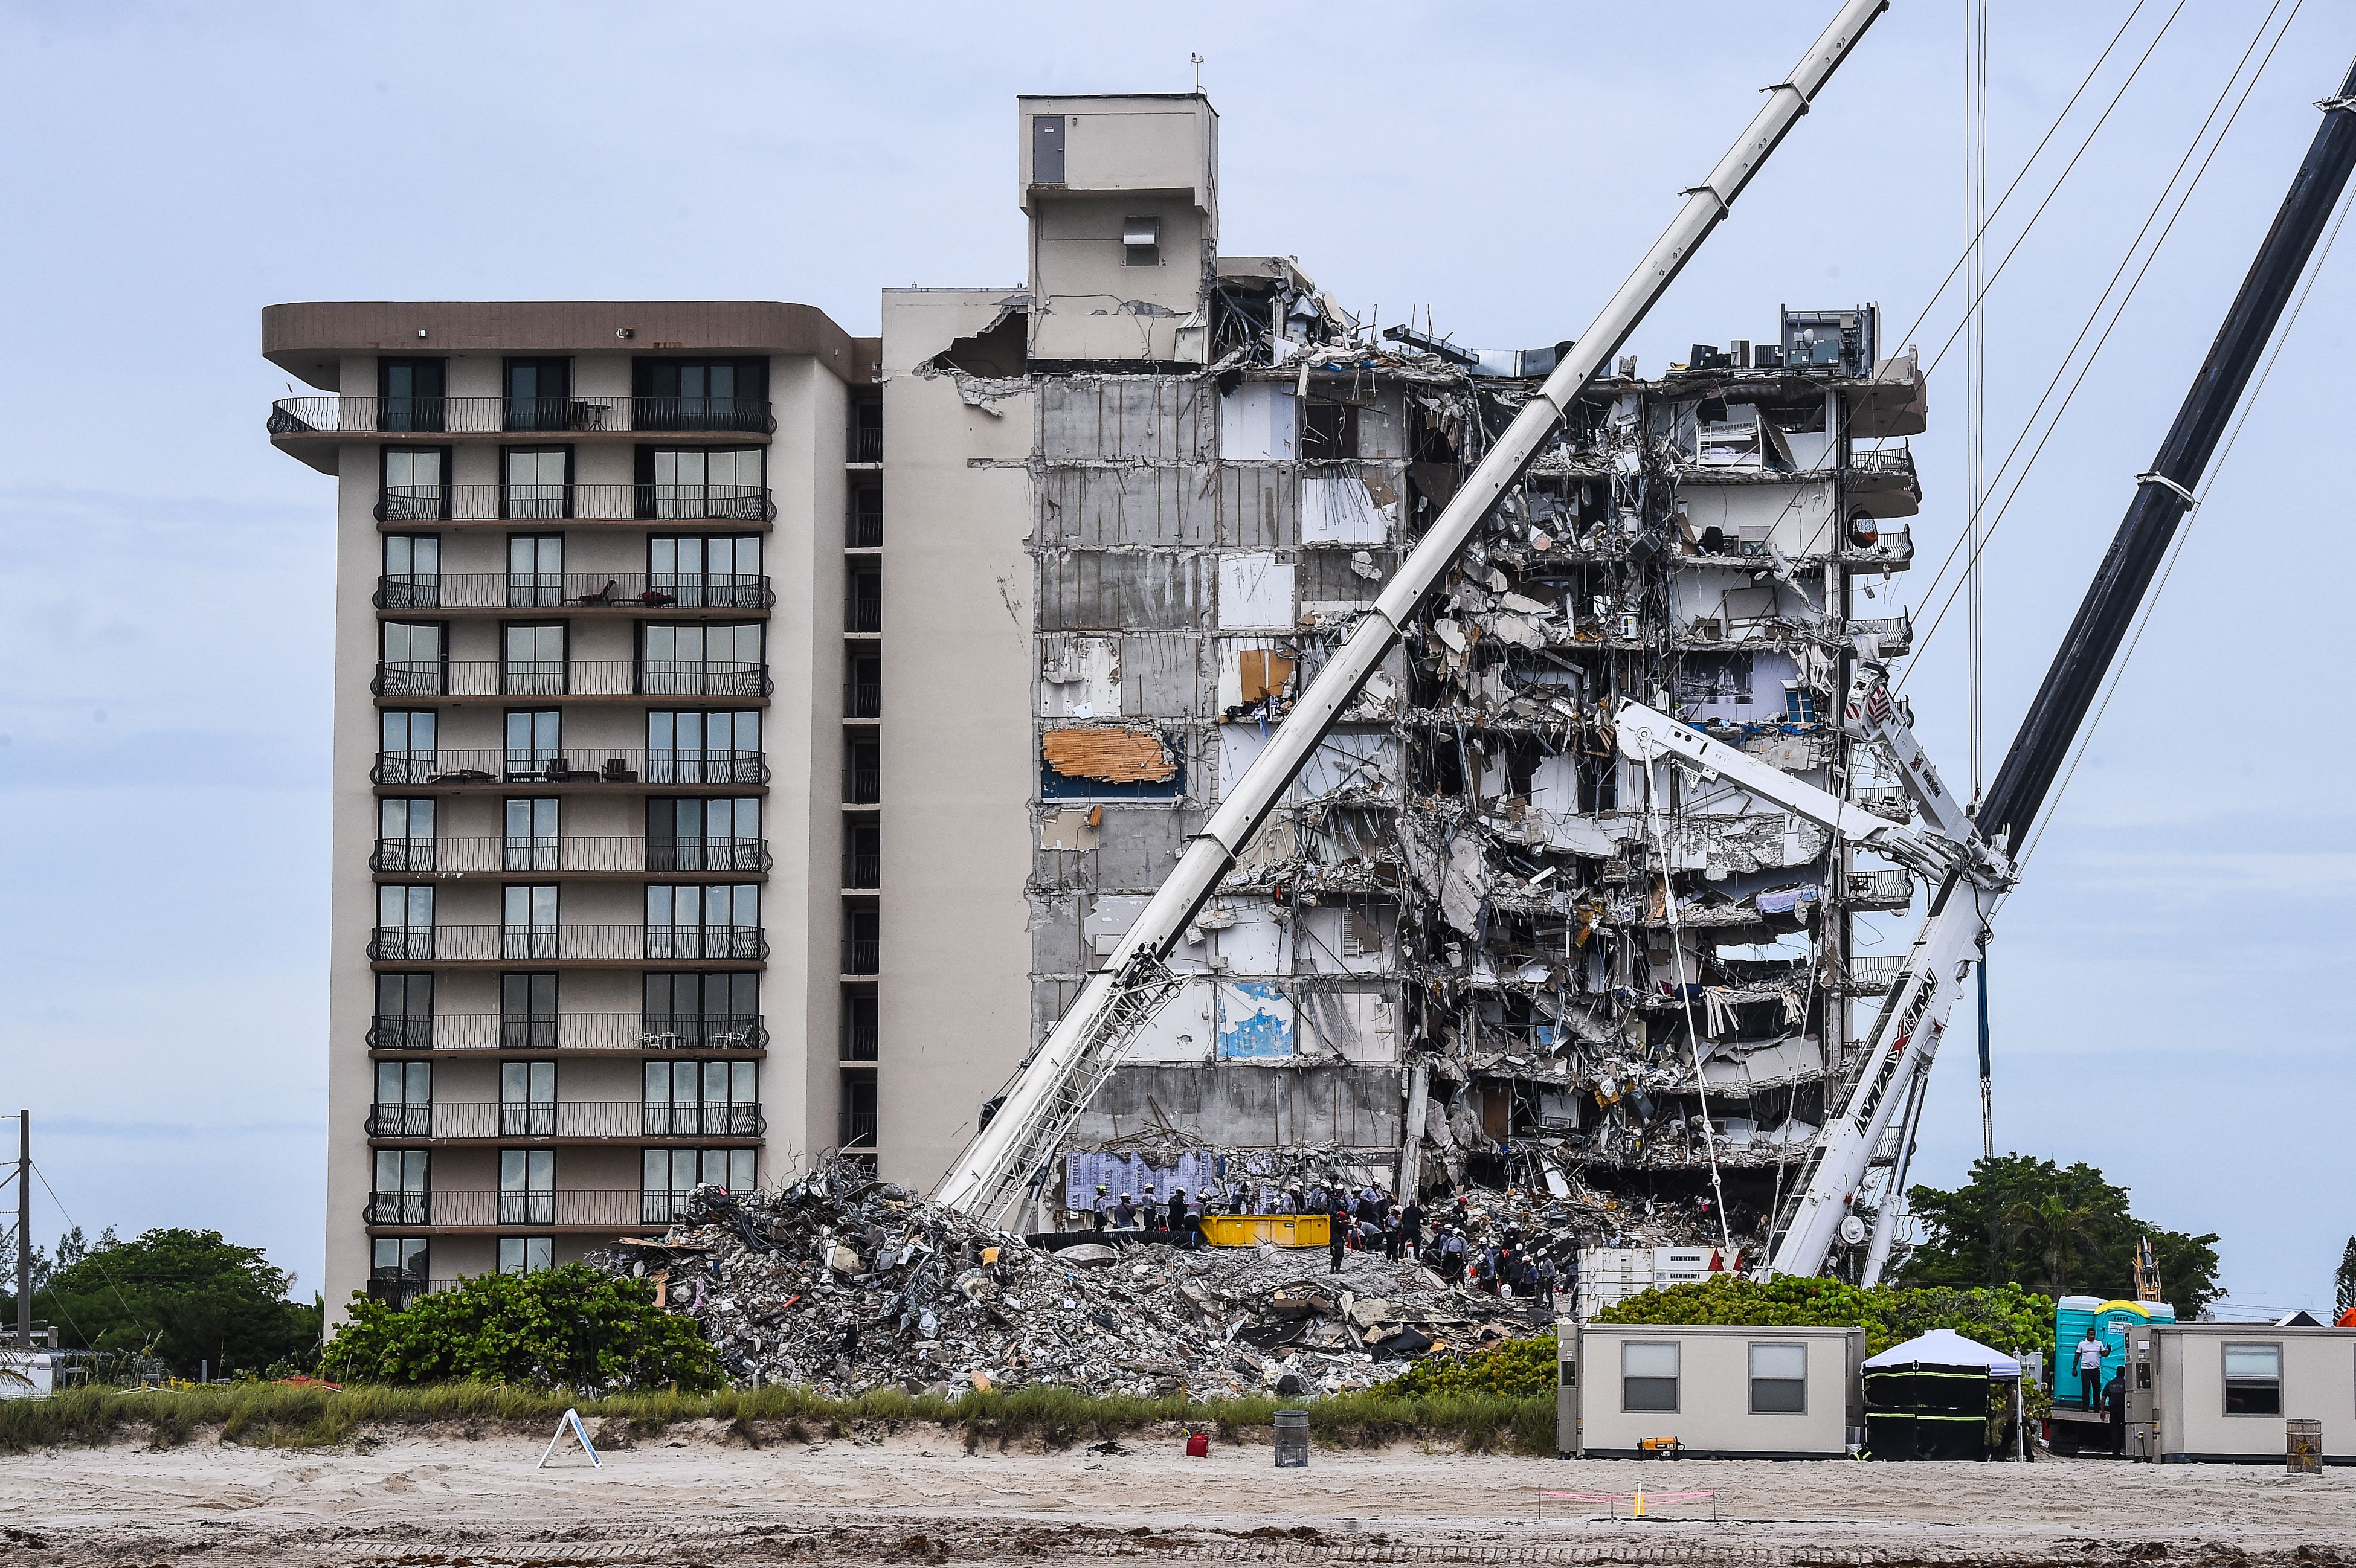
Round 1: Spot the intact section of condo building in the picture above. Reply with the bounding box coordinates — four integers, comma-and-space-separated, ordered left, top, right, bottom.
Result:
263, 303, 883, 1315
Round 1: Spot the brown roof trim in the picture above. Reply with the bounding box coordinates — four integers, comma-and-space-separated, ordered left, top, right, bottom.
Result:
262, 301, 870, 390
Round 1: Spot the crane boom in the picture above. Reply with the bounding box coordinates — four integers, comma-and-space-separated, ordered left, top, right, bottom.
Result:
933, 0, 1894, 1226
1772, 56, 2356, 1282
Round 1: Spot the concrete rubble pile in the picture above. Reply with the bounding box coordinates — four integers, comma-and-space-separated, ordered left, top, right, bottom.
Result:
594, 1163, 1534, 1398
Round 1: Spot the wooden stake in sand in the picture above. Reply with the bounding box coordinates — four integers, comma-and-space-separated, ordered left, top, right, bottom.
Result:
538, 1407, 601, 1469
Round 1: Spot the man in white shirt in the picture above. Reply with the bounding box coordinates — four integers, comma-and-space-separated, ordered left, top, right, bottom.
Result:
2075, 1328, 2107, 1410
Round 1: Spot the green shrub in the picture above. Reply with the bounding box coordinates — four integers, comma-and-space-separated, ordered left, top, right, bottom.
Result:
1594, 1274, 2053, 1360
318, 1265, 721, 1393
1376, 1332, 1557, 1399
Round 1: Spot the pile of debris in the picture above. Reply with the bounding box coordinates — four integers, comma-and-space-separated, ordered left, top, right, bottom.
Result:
593, 1163, 1535, 1398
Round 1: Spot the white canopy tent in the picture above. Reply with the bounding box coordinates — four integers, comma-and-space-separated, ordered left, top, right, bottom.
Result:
1865, 1328, 2022, 1378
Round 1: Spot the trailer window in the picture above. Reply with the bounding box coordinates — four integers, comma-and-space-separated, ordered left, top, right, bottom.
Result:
1621, 1341, 1679, 1413
1749, 1341, 1807, 1413
2222, 1343, 2280, 1415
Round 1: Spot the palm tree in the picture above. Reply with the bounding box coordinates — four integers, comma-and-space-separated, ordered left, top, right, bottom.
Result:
2000, 1190, 2106, 1297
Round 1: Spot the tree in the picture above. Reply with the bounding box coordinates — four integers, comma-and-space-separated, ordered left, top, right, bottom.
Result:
3, 1227, 320, 1377
2335, 1237, 2356, 1319
1903, 1155, 2221, 1315
320, 1265, 721, 1392
1594, 1273, 2056, 1360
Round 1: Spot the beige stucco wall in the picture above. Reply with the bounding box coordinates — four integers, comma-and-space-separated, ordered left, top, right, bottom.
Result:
874, 290, 1037, 1190
1574, 1324, 1859, 1457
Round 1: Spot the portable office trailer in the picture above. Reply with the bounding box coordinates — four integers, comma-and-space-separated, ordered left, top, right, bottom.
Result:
1557, 1320, 1863, 1458
2124, 1323, 2356, 1464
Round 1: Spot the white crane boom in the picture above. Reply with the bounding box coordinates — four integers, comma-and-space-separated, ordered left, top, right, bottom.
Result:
933, 0, 1895, 1227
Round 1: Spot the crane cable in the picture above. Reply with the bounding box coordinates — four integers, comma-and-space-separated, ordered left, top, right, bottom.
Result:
1897, 0, 2302, 687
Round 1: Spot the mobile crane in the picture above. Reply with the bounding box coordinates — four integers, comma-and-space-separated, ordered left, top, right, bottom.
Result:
937, 9, 2356, 1285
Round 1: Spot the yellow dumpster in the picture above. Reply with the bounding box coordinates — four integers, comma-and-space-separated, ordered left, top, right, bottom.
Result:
1197, 1213, 1329, 1248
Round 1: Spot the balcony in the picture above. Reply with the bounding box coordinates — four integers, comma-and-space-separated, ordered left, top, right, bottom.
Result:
843, 930, 879, 975
367, 924, 766, 965
843, 846, 880, 888
365, 1100, 764, 1140
845, 762, 880, 803
1845, 610, 1913, 655
848, 492, 883, 549
373, 483, 774, 524
377, 573, 773, 613
371, 659, 770, 700
369, 1012, 765, 1052
373, 747, 765, 789
840, 1106, 879, 1148
848, 425, 882, 464
371, 836, 770, 876
365, 1272, 451, 1309
1844, 867, 1914, 911
1833, 954, 1904, 995
269, 394, 777, 438
364, 1188, 739, 1230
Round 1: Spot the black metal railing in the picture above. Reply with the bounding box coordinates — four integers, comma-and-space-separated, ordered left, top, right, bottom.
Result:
840, 1107, 878, 1148
370, 659, 770, 699
846, 578, 882, 634
844, 849, 880, 888
849, 426, 883, 463
847, 680, 881, 719
373, 483, 774, 524
369, 836, 770, 875
270, 394, 776, 437
370, 1189, 689, 1228
367, 925, 767, 963
376, 573, 773, 612
365, 1100, 762, 1140
368, 1012, 765, 1052
840, 1018, 878, 1061
845, 765, 880, 803
843, 933, 879, 975
364, 1272, 447, 1308
848, 495, 883, 548
371, 748, 766, 788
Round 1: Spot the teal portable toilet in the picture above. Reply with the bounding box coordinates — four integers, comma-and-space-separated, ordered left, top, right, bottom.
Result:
2054, 1296, 2174, 1412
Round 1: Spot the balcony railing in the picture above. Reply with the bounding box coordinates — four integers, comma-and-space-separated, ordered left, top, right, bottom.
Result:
840, 1107, 878, 1148
1844, 868, 1914, 910
846, 582, 882, 634
1841, 954, 1904, 994
367, 924, 767, 963
365, 1188, 742, 1228
369, 1012, 765, 1052
849, 426, 882, 464
373, 483, 774, 524
372, 659, 770, 699
840, 1019, 878, 1061
377, 573, 773, 612
846, 680, 881, 719
848, 496, 883, 548
270, 394, 777, 436
373, 747, 765, 788
843, 933, 879, 974
843, 849, 880, 888
371, 836, 770, 875
364, 1273, 451, 1309
1846, 611, 1913, 652
367, 1100, 764, 1140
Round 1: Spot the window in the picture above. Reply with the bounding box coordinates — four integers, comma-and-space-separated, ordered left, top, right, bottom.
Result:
643, 1059, 758, 1136
373, 1060, 431, 1137
382, 535, 441, 609
500, 972, 558, 1050
377, 886, 433, 960
498, 1236, 554, 1275
503, 624, 566, 696
381, 448, 449, 520
504, 797, 558, 872
647, 797, 761, 872
647, 710, 761, 785
847, 564, 881, 632
374, 973, 434, 1050
2224, 1343, 2282, 1415
1621, 1341, 1679, 1413
504, 358, 573, 433
640, 447, 767, 520
505, 710, 561, 780
846, 736, 880, 802
507, 535, 564, 608
851, 400, 881, 463
643, 1148, 755, 1221
501, 1060, 555, 1137
1783, 683, 1820, 724
371, 1149, 429, 1224
379, 621, 445, 697
503, 884, 557, 960
844, 907, 880, 975
841, 1070, 878, 1148
499, 1148, 553, 1225
370, 1236, 430, 1305
642, 622, 762, 697
649, 535, 763, 608
849, 487, 882, 548
632, 358, 768, 432
1122, 214, 1160, 268
503, 450, 570, 521
847, 651, 881, 718
642, 972, 758, 1050
646, 885, 758, 960
840, 989, 878, 1060
378, 797, 436, 872
1301, 399, 1359, 460
1749, 1341, 1807, 1413
844, 820, 880, 888
378, 358, 446, 433
380, 710, 437, 784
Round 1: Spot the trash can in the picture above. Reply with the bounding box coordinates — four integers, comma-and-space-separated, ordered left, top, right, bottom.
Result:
2288, 1418, 2323, 1475
1273, 1409, 1310, 1468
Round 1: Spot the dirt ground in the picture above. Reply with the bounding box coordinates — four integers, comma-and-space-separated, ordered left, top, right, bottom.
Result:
1, 1424, 2349, 1567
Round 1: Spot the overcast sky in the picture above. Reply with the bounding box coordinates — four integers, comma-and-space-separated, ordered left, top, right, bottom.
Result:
2, 1, 2347, 1318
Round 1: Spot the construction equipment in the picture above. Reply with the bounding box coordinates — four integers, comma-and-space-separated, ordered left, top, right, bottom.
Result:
933, 0, 1895, 1226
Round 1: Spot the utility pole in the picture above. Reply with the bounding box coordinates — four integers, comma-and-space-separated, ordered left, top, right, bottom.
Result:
15, 1111, 28, 1351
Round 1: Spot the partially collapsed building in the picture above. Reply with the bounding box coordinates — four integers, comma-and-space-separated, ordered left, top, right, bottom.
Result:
883, 94, 1930, 1258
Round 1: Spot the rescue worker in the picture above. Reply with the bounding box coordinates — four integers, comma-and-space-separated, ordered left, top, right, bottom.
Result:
1328, 1204, 1350, 1275
1091, 1184, 1110, 1231
1401, 1198, 1425, 1256
1114, 1192, 1138, 1229
1165, 1188, 1188, 1236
